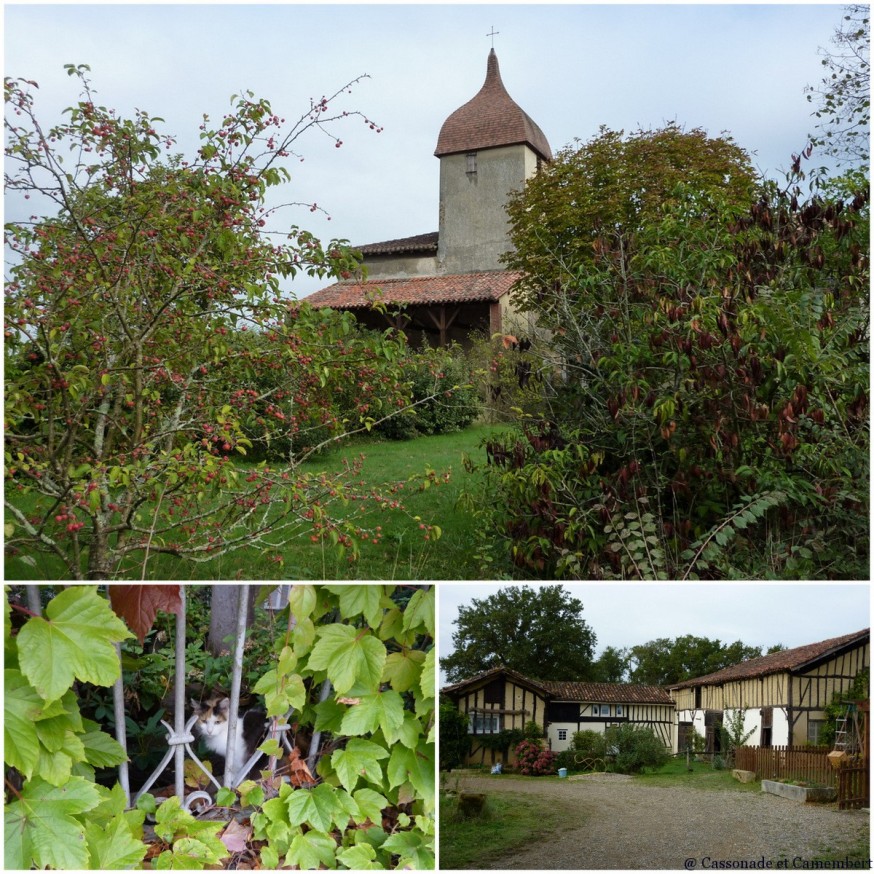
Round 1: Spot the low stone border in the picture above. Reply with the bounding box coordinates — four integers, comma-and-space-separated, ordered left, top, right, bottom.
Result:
762, 779, 837, 803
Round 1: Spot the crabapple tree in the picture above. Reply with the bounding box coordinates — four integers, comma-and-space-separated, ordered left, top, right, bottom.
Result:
4, 65, 424, 579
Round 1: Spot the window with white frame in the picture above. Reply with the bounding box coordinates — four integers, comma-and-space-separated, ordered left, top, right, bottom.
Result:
557, 729, 568, 741
616, 705, 624, 717
469, 713, 501, 734
807, 719, 826, 745
600, 704, 611, 717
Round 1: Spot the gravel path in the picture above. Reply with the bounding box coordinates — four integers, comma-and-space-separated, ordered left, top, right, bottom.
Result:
450, 775, 869, 870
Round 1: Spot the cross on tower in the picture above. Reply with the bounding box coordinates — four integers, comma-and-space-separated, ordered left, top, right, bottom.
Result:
486, 26, 500, 48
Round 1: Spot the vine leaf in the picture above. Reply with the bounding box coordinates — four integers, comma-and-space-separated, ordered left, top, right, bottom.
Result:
308, 624, 386, 694
419, 647, 436, 702
85, 815, 148, 869
402, 587, 434, 636
286, 829, 337, 870
323, 584, 385, 628
339, 690, 405, 737
331, 738, 389, 794
286, 783, 343, 833
17, 587, 132, 703
382, 648, 426, 692
382, 828, 435, 869
5, 775, 102, 869
108, 585, 182, 644
387, 743, 435, 807
337, 842, 381, 869
351, 788, 388, 826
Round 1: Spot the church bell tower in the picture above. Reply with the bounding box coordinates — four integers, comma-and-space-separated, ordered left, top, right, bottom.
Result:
434, 49, 552, 275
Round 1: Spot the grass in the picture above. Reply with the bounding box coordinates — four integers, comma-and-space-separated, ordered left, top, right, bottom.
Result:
631, 756, 762, 792
5, 423, 509, 580
439, 788, 568, 870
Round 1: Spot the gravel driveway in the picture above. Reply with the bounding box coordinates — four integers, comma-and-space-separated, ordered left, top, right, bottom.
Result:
449, 774, 869, 870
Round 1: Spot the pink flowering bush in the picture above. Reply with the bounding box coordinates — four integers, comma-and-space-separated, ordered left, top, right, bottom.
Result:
514, 739, 557, 776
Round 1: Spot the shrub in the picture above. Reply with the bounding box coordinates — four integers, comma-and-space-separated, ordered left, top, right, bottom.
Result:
605, 724, 669, 774
377, 345, 480, 440
570, 729, 609, 759
439, 698, 472, 770
514, 739, 557, 776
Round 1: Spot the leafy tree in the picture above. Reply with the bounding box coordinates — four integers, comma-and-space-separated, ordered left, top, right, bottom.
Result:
438, 696, 471, 770
604, 724, 669, 774
719, 709, 757, 767
440, 585, 596, 683
806, 5, 870, 166
477, 134, 868, 578
592, 645, 630, 683
503, 124, 758, 323
4, 66, 424, 579
627, 636, 764, 686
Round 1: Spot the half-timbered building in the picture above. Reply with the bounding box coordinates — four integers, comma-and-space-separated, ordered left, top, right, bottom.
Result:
539, 681, 675, 751
669, 628, 869, 753
441, 668, 673, 765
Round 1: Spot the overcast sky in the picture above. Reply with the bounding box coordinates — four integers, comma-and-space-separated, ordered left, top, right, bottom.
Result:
4, 3, 850, 297
438, 583, 871, 685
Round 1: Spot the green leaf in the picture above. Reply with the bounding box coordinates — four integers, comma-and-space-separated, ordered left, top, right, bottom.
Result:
17, 586, 132, 702
7, 776, 102, 869
382, 828, 434, 869
337, 842, 380, 869
382, 649, 426, 693
324, 584, 385, 628
286, 783, 339, 833
331, 738, 389, 794
387, 743, 435, 807
339, 690, 405, 738
215, 787, 237, 807
80, 721, 128, 767
260, 844, 280, 869
402, 587, 434, 636
308, 624, 386, 694
351, 788, 388, 825
420, 648, 436, 701
286, 829, 337, 870
4, 670, 44, 777
85, 814, 148, 869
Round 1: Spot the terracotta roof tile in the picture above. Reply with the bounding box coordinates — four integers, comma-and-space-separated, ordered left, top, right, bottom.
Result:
670, 628, 869, 689
358, 232, 439, 256
435, 50, 552, 161
441, 666, 551, 698
305, 270, 520, 309
541, 681, 673, 706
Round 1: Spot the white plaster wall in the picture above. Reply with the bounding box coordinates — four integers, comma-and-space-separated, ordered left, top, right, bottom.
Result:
772, 707, 790, 746
547, 722, 578, 752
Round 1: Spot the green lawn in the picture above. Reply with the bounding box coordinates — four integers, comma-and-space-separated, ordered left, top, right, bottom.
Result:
5, 424, 509, 580
631, 756, 762, 792
439, 789, 567, 870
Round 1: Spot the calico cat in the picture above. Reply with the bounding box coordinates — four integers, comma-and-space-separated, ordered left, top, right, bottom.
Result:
191, 696, 266, 784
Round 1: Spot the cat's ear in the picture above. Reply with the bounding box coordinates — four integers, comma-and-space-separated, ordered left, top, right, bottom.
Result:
218, 697, 231, 713
190, 698, 201, 713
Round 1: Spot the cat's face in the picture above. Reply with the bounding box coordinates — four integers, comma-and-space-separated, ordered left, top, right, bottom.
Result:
191, 697, 229, 738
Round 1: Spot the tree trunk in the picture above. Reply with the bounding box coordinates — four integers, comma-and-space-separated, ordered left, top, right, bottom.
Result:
208, 585, 256, 655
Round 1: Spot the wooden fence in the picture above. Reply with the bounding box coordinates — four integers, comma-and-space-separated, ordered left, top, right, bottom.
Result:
735, 745, 870, 809
837, 761, 869, 810
734, 745, 835, 787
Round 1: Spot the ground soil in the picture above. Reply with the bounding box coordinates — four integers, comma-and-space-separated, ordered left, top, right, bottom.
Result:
450, 774, 870, 870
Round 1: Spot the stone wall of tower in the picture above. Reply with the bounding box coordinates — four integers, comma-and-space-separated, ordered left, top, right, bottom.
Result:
436, 143, 539, 275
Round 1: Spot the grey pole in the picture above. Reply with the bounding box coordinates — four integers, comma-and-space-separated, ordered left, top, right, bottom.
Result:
173, 586, 186, 800
24, 585, 42, 616
113, 641, 131, 806
224, 585, 249, 787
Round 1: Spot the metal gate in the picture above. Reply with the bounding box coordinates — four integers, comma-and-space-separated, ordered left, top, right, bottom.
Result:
23, 584, 309, 811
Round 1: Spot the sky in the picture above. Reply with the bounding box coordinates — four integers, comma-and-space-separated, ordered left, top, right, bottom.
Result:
3, 2, 851, 298
437, 583, 871, 685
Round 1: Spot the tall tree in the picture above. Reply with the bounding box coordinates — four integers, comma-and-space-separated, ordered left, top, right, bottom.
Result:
503, 123, 758, 325
627, 635, 764, 686
4, 65, 415, 579
440, 585, 597, 683
592, 645, 630, 683
806, 5, 870, 166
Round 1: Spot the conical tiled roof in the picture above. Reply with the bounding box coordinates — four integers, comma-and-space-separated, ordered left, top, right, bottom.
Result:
434, 49, 552, 161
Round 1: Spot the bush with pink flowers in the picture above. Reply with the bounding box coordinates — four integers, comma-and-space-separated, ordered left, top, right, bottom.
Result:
514, 739, 557, 776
